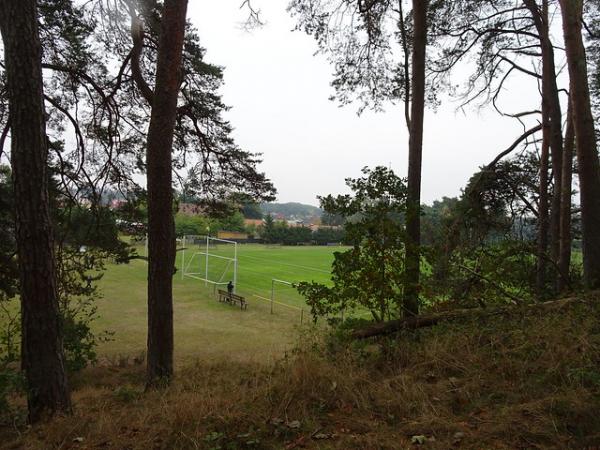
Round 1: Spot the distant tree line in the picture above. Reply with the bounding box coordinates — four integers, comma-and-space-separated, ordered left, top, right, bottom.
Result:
259, 215, 345, 245
173, 211, 247, 237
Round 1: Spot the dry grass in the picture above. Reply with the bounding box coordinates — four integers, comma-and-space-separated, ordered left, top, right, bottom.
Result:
3, 294, 600, 449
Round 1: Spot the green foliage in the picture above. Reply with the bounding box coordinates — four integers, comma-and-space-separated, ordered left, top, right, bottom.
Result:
321, 210, 344, 226
428, 240, 538, 307
174, 211, 246, 237
175, 213, 212, 237
258, 218, 313, 245
259, 215, 343, 245
0, 303, 23, 419
297, 167, 408, 322
421, 154, 560, 304
60, 295, 113, 373
113, 385, 142, 403
219, 211, 246, 233
312, 227, 345, 245
241, 203, 263, 220
53, 207, 125, 371
59, 206, 132, 259
0, 167, 17, 300
261, 214, 276, 243
114, 193, 148, 237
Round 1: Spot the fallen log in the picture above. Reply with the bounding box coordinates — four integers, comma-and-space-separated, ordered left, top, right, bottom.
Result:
351, 294, 589, 339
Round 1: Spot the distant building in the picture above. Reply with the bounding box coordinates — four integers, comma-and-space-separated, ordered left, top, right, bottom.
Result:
287, 219, 305, 227
109, 199, 127, 210
309, 224, 342, 232
244, 218, 264, 227
217, 231, 248, 240
179, 202, 204, 215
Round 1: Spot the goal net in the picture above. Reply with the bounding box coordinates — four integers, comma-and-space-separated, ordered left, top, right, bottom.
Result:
180, 235, 237, 291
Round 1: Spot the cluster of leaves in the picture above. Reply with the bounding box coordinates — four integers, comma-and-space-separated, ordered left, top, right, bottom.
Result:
297, 166, 408, 322
0, 301, 22, 421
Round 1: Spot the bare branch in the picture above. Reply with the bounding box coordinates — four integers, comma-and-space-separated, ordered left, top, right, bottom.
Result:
485, 124, 543, 170
239, 0, 264, 31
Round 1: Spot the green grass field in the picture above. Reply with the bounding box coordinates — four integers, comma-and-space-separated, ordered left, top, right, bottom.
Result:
178, 240, 337, 307
92, 242, 343, 365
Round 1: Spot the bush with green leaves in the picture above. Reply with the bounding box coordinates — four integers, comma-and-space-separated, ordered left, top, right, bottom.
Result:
0, 300, 23, 420
297, 167, 409, 322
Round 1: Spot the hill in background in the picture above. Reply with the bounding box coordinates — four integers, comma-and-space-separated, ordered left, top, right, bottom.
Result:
260, 202, 322, 221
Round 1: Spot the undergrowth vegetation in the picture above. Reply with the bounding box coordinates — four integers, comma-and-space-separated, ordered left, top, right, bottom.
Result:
2, 293, 600, 449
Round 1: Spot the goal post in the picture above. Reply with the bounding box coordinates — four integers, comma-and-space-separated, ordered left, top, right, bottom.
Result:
180, 235, 238, 291
270, 278, 298, 314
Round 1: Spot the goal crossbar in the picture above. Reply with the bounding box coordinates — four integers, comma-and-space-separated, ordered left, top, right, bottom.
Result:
269, 278, 299, 314
272, 278, 294, 286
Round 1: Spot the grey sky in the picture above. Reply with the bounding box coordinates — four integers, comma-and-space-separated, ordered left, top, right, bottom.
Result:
189, 1, 556, 206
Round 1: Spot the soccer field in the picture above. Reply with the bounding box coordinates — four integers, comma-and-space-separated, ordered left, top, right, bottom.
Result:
179, 241, 338, 308
92, 243, 344, 364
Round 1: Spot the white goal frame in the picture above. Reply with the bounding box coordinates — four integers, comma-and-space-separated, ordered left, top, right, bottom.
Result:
180, 235, 237, 292
270, 278, 297, 314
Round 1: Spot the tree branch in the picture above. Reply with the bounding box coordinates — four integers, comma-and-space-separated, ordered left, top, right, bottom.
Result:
485, 124, 542, 170
127, 2, 154, 104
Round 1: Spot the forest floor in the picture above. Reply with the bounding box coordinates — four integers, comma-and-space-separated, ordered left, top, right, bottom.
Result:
2, 292, 600, 449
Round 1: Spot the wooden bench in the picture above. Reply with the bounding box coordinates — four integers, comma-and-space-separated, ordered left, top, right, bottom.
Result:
217, 289, 248, 310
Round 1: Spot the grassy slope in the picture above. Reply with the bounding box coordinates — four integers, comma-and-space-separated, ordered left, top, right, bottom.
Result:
3, 293, 600, 449
92, 244, 342, 363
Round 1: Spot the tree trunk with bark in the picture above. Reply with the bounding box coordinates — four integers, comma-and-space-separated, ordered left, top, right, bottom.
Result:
558, 102, 574, 292
352, 295, 584, 339
536, 108, 550, 297
539, 2, 563, 279
558, 0, 600, 289
404, 0, 428, 316
0, 0, 71, 422
145, 0, 188, 387
524, 0, 564, 293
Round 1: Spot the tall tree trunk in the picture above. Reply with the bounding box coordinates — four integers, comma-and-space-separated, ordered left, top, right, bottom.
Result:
404, 0, 428, 316
540, 4, 563, 279
0, 0, 71, 422
146, 0, 188, 387
558, 102, 574, 292
536, 107, 550, 297
524, 0, 563, 293
558, 0, 600, 289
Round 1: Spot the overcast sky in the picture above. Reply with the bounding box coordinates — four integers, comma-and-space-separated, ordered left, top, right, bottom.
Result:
188, 1, 556, 206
